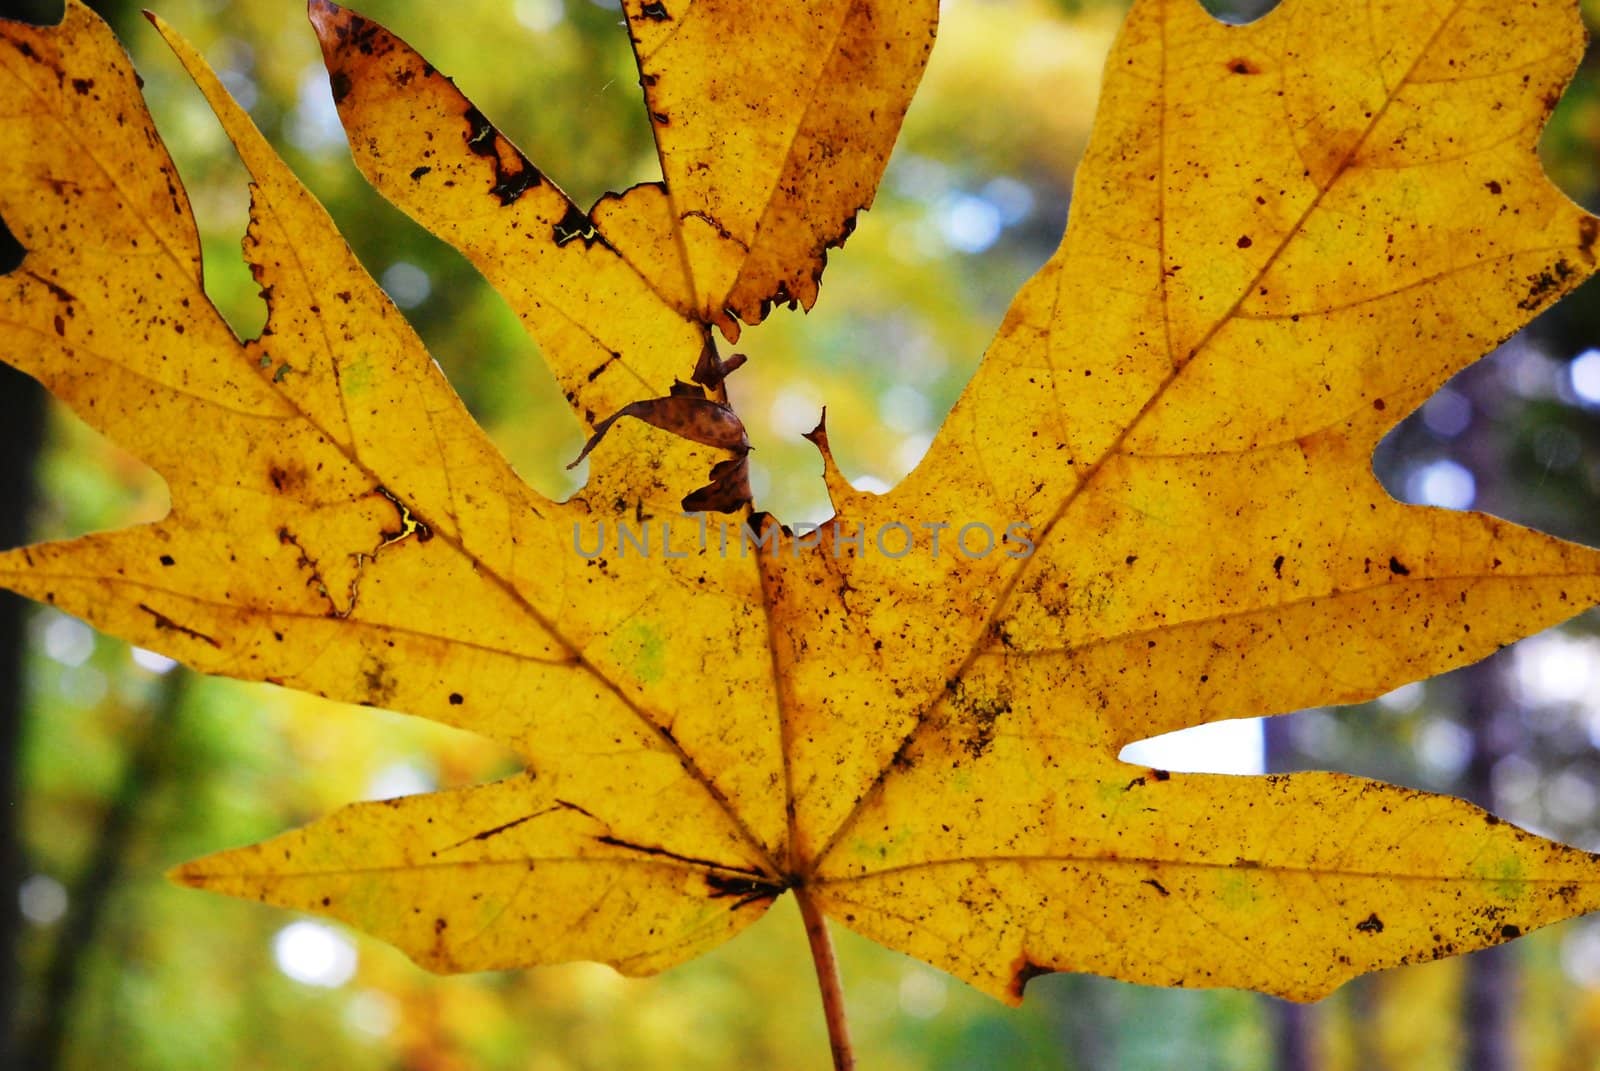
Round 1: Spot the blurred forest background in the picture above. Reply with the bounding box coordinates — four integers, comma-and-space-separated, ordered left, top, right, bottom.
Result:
1, 0, 1598, 1067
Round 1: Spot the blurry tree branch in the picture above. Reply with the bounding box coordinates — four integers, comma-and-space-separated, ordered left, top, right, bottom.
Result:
0, 217, 46, 1071
19, 669, 188, 1071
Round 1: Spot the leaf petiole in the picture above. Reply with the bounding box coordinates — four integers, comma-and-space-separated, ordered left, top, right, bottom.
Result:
795, 886, 854, 1071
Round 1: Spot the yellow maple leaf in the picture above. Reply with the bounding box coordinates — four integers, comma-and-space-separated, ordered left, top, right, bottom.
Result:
1, 0, 1598, 1064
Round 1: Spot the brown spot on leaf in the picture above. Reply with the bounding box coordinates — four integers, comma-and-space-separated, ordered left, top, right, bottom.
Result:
374, 486, 433, 547
267, 463, 306, 493
705, 872, 785, 909
1356, 913, 1384, 934
138, 603, 220, 648
463, 105, 543, 205
23, 270, 76, 305
1227, 58, 1259, 75
948, 679, 1012, 759
361, 655, 398, 706
329, 69, 352, 105
1009, 957, 1053, 1000
553, 203, 607, 249
1518, 259, 1577, 310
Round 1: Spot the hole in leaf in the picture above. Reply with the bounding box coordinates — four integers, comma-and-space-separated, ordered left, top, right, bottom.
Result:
0, 213, 23, 274
1119, 717, 1265, 775
382, 2, 658, 212
1195, 0, 1284, 24
1375, 335, 1600, 548
31, 400, 169, 544
135, 29, 268, 339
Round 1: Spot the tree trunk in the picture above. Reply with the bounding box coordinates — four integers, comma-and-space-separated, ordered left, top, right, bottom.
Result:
0, 209, 47, 1071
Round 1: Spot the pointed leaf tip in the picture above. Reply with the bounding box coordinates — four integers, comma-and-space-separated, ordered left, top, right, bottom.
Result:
307, 0, 348, 39
166, 861, 204, 889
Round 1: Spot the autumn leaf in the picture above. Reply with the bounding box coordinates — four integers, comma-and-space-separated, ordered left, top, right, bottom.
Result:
2, 0, 1600, 1064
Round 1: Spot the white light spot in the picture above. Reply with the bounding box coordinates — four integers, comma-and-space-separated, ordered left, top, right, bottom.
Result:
745, 458, 772, 502
1415, 718, 1472, 780
1570, 349, 1600, 407
908, 218, 950, 261
131, 647, 177, 675
1421, 387, 1472, 438
1119, 717, 1264, 775
894, 432, 934, 476
879, 385, 930, 434
1545, 768, 1598, 828
883, 320, 944, 380
287, 66, 345, 153
380, 262, 431, 309
274, 921, 358, 988
42, 613, 94, 668
364, 762, 434, 801
1407, 459, 1475, 509
937, 193, 1003, 254
19, 874, 67, 926
1515, 632, 1600, 707
887, 152, 953, 201
1290, 709, 1345, 759
1376, 681, 1425, 713
1562, 919, 1600, 986
898, 968, 947, 1019
513, 0, 565, 32
851, 475, 893, 495
768, 386, 824, 439
344, 990, 399, 1039
1491, 753, 1541, 810
981, 176, 1034, 226
218, 69, 259, 112
1504, 345, 1561, 400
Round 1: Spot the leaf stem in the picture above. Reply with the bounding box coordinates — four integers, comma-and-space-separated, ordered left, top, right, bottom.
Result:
795, 885, 854, 1071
